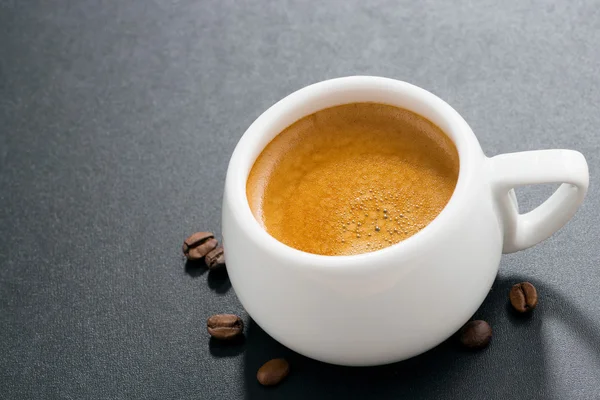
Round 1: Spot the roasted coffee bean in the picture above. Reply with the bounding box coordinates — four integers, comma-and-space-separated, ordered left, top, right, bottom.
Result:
205, 246, 225, 270
509, 282, 538, 313
207, 314, 244, 340
183, 232, 218, 260
257, 358, 290, 386
459, 320, 492, 349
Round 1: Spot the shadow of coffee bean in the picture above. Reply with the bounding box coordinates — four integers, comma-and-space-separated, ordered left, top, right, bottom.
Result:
184, 259, 208, 278
209, 336, 246, 358
207, 268, 232, 294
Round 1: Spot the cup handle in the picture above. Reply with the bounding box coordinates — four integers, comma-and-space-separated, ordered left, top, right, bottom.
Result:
489, 149, 589, 253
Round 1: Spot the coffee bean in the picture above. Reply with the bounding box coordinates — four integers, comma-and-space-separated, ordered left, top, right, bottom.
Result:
205, 246, 225, 270
459, 320, 492, 349
257, 358, 289, 386
207, 314, 244, 340
183, 232, 218, 261
509, 282, 538, 313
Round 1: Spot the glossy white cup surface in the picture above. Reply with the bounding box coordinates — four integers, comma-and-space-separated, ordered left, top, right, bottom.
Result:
222, 76, 589, 366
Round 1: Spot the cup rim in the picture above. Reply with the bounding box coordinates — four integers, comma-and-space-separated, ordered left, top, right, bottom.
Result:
224, 76, 482, 271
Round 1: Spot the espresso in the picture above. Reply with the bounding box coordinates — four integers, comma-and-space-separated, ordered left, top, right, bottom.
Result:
247, 103, 459, 256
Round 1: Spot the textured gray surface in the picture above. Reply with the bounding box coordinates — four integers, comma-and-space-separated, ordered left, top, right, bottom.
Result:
1, 0, 599, 399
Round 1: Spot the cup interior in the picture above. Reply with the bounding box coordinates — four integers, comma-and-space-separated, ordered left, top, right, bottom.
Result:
226, 76, 480, 262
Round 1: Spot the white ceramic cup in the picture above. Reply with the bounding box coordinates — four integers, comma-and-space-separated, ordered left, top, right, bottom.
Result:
222, 76, 589, 366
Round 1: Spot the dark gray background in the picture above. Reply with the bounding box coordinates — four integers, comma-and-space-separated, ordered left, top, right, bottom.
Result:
1, 0, 599, 399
